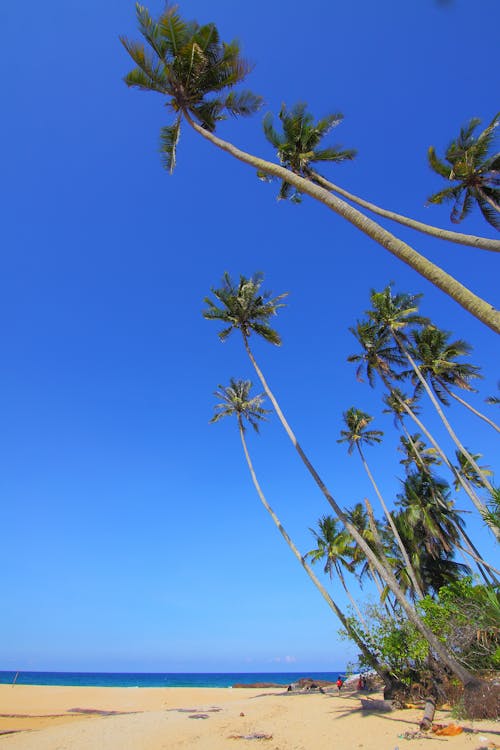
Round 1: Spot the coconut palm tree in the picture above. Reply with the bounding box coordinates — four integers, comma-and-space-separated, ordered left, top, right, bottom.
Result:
428, 113, 500, 230
410, 326, 500, 434
262, 102, 500, 252
120, 4, 263, 172
122, 6, 500, 332
394, 472, 470, 595
308, 515, 368, 626
261, 102, 356, 203
210, 378, 389, 681
398, 434, 441, 474
338, 407, 424, 598
204, 274, 485, 688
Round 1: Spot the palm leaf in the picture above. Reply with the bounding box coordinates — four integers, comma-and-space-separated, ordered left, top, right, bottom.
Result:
427, 184, 463, 206
312, 147, 357, 163
428, 146, 453, 178
476, 193, 500, 231
263, 112, 284, 150
224, 90, 263, 117
120, 38, 168, 93
159, 117, 181, 173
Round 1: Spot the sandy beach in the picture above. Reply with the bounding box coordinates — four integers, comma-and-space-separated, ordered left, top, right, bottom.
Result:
0, 683, 498, 749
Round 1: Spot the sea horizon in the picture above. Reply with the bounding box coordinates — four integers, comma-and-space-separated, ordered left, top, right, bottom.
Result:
0, 670, 347, 689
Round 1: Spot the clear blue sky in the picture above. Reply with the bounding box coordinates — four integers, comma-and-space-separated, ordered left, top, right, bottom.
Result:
1, 0, 498, 673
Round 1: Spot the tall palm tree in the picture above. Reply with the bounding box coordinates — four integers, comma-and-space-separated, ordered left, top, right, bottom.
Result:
410, 326, 500, 434
210, 378, 388, 681
398, 433, 441, 474
204, 273, 483, 687
367, 285, 500, 539
122, 6, 500, 332
308, 515, 368, 626
428, 113, 500, 230
262, 102, 500, 252
338, 407, 424, 598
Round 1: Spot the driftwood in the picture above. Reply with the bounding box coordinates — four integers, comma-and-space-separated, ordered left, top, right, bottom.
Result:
419, 697, 436, 731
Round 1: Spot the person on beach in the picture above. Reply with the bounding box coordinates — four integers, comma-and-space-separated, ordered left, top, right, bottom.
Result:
336, 677, 343, 693
357, 676, 363, 691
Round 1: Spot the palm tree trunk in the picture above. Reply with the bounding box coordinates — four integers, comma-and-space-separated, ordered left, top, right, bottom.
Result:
334, 561, 369, 629
237, 416, 388, 681
239, 336, 480, 686
396, 337, 496, 496
388, 386, 500, 542
185, 116, 500, 334
308, 171, 500, 253
357, 445, 424, 599
442, 384, 500, 434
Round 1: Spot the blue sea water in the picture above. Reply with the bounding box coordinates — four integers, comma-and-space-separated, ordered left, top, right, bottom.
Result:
0, 671, 345, 688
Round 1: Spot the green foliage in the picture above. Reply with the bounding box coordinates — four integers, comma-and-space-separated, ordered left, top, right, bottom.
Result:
261, 102, 356, 202
121, 3, 262, 171
419, 578, 500, 671
427, 112, 500, 230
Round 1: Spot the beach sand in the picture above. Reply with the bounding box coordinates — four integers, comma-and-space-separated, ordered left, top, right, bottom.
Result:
0, 684, 497, 749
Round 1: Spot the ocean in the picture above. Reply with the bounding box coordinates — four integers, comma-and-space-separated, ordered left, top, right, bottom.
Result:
0, 671, 345, 688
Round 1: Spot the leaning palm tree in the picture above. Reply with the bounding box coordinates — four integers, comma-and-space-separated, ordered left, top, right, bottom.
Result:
410, 325, 500, 434
204, 273, 487, 689
308, 515, 368, 626
338, 407, 424, 598
210, 378, 389, 682
262, 102, 500, 251
428, 113, 500, 230
122, 5, 500, 332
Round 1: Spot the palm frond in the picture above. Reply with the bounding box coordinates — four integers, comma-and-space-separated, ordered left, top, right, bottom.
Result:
427, 184, 463, 206
224, 90, 263, 117
159, 117, 181, 173
428, 146, 452, 178
311, 147, 357, 163
120, 38, 168, 93
476, 190, 500, 231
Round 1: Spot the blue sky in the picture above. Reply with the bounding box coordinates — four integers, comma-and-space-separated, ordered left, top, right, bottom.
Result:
1, 0, 499, 673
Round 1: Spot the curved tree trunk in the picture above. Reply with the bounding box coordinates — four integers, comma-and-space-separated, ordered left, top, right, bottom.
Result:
442, 384, 500, 434
239, 335, 479, 687
185, 116, 500, 334
308, 171, 500, 253
357, 445, 424, 599
237, 416, 389, 682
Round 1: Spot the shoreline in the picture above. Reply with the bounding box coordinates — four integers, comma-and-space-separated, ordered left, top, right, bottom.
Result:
0, 684, 498, 749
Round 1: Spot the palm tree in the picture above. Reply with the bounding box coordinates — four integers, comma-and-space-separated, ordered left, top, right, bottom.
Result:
122, 6, 500, 332
204, 273, 484, 688
338, 407, 424, 598
308, 515, 368, 626
398, 433, 441, 474
410, 326, 500, 434
394, 472, 470, 595
262, 102, 500, 252
210, 378, 389, 682
367, 285, 500, 540
261, 102, 356, 203
120, 4, 263, 172
428, 113, 500, 230
453, 450, 494, 492
486, 382, 500, 406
